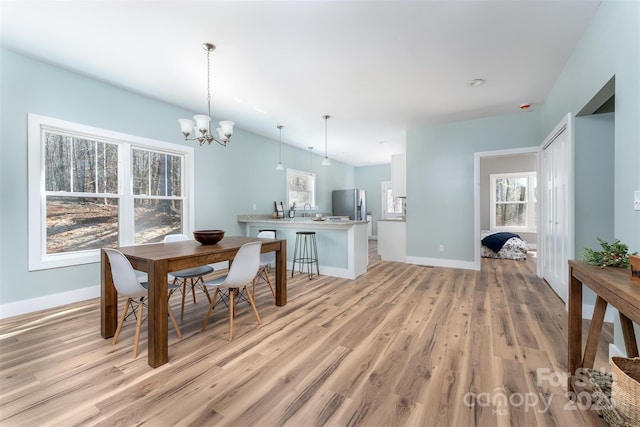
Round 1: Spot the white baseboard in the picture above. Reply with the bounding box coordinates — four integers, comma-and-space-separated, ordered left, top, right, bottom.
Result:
405, 256, 479, 271
286, 262, 359, 280
0, 286, 99, 320
0, 263, 231, 320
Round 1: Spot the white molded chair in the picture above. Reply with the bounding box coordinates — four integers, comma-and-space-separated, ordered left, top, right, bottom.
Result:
164, 234, 215, 321
103, 248, 182, 358
254, 230, 276, 299
201, 241, 262, 340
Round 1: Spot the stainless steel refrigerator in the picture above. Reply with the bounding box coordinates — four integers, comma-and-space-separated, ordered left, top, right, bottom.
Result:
332, 189, 367, 220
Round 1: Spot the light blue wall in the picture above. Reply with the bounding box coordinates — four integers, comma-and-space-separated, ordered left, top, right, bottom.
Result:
355, 164, 391, 236
541, 0, 639, 254
406, 112, 541, 261
574, 113, 615, 255
0, 48, 354, 306
543, 0, 639, 354
405, 0, 638, 263
405, 0, 639, 353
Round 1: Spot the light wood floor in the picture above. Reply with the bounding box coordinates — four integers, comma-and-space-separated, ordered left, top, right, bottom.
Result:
0, 241, 611, 426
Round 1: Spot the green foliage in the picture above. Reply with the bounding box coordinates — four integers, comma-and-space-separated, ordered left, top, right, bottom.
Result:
581, 237, 638, 268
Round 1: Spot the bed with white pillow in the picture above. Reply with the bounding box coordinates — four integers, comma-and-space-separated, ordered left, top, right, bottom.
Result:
481, 230, 528, 260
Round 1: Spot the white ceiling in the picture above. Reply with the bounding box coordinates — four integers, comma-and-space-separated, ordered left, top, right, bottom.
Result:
0, 0, 601, 166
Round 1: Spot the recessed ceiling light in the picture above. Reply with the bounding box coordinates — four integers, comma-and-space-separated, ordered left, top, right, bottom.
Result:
468, 78, 486, 87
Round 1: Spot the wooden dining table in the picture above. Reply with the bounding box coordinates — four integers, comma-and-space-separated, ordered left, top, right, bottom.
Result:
100, 236, 287, 368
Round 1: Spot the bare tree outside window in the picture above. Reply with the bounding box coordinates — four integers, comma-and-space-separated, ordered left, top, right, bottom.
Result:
45, 133, 119, 253
132, 149, 183, 244
29, 114, 195, 271
490, 172, 536, 232
43, 133, 185, 253
286, 168, 316, 208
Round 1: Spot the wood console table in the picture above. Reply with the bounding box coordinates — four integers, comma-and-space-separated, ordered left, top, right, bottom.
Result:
568, 260, 640, 392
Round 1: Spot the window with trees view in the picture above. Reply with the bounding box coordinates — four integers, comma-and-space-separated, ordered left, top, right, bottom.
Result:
286, 168, 316, 209
28, 114, 194, 270
490, 172, 536, 232
381, 181, 404, 218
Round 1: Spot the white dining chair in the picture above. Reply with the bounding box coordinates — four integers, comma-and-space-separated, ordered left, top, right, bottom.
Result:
103, 248, 182, 358
254, 230, 276, 300
201, 241, 262, 341
164, 234, 215, 321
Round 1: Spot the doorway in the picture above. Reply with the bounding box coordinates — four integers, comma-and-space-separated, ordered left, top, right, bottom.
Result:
473, 147, 539, 271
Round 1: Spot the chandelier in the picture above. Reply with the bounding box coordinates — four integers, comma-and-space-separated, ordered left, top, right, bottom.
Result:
179, 43, 235, 147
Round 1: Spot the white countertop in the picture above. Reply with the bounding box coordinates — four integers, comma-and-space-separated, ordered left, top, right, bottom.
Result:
238, 216, 368, 226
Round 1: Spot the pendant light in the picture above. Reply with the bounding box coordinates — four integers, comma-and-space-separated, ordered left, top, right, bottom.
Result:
321, 115, 331, 166
275, 125, 284, 171
308, 146, 314, 171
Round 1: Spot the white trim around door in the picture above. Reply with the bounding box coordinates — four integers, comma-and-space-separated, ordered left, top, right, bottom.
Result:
473, 146, 540, 271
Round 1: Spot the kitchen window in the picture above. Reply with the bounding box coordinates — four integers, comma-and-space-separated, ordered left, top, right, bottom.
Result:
286, 168, 316, 209
28, 114, 194, 270
381, 181, 404, 218
490, 172, 536, 232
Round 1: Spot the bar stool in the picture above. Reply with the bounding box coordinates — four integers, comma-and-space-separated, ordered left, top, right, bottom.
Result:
291, 231, 319, 279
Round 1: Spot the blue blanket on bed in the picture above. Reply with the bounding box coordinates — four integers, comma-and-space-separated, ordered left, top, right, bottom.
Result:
481, 232, 521, 253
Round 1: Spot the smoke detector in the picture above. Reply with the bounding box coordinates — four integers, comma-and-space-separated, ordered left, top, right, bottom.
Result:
468, 79, 486, 87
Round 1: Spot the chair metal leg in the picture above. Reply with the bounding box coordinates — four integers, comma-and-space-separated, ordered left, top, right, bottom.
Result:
312, 234, 320, 276
291, 234, 300, 277
254, 267, 275, 300
201, 282, 212, 303
190, 278, 197, 304
180, 279, 187, 322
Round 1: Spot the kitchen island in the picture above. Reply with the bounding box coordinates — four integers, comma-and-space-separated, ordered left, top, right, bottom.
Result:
237, 215, 369, 279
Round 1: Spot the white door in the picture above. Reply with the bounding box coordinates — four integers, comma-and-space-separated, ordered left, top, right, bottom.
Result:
540, 114, 574, 304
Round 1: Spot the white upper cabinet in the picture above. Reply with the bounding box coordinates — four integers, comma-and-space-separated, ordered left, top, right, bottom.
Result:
391, 153, 406, 197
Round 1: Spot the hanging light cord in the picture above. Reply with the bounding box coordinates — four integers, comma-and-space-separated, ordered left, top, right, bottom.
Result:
324, 116, 328, 156
322, 115, 331, 165
206, 47, 212, 136
279, 125, 283, 160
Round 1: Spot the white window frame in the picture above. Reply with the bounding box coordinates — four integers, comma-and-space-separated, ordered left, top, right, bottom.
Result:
286, 168, 316, 210
490, 171, 536, 233
28, 113, 195, 271
381, 181, 404, 219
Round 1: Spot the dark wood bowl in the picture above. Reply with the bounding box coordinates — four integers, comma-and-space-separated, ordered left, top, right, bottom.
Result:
193, 229, 225, 245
